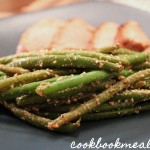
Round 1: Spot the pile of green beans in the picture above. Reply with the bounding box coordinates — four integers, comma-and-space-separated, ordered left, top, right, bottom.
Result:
0, 45, 150, 133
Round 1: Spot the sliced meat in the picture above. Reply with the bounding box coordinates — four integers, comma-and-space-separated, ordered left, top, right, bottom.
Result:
145, 47, 150, 52
51, 18, 94, 50
16, 18, 65, 53
92, 22, 119, 49
115, 20, 150, 52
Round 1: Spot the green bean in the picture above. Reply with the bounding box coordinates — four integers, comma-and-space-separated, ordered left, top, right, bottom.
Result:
26, 90, 150, 113
132, 61, 150, 71
0, 71, 6, 77
0, 52, 37, 64
49, 50, 129, 66
34, 101, 135, 114
112, 89, 150, 102
16, 80, 116, 106
47, 69, 150, 129
0, 71, 7, 80
112, 48, 138, 55
4, 70, 134, 101
2, 76, 73, 100
0, 64, 29, 75
16, 92, 94, 107
9, 55, 123, 72
125, 53, 148, 65
82, 102, 150, 121
94, 45, 119, 54
36, 71, 110, 97
35, 102, 150, 121
48, 49, 148, 66
1, 102, 80, 133
0, 69, 59, 92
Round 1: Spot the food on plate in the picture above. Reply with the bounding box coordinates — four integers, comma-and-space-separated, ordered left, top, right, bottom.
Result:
115, 20, 150, 52
145, 47, 150, 53
16, 18, 150, 53
17, 18, 65, 53
1, 46, 150, 132
92, 22, 119, 48
0, 64, 30, 75
51, 18, 94, 50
